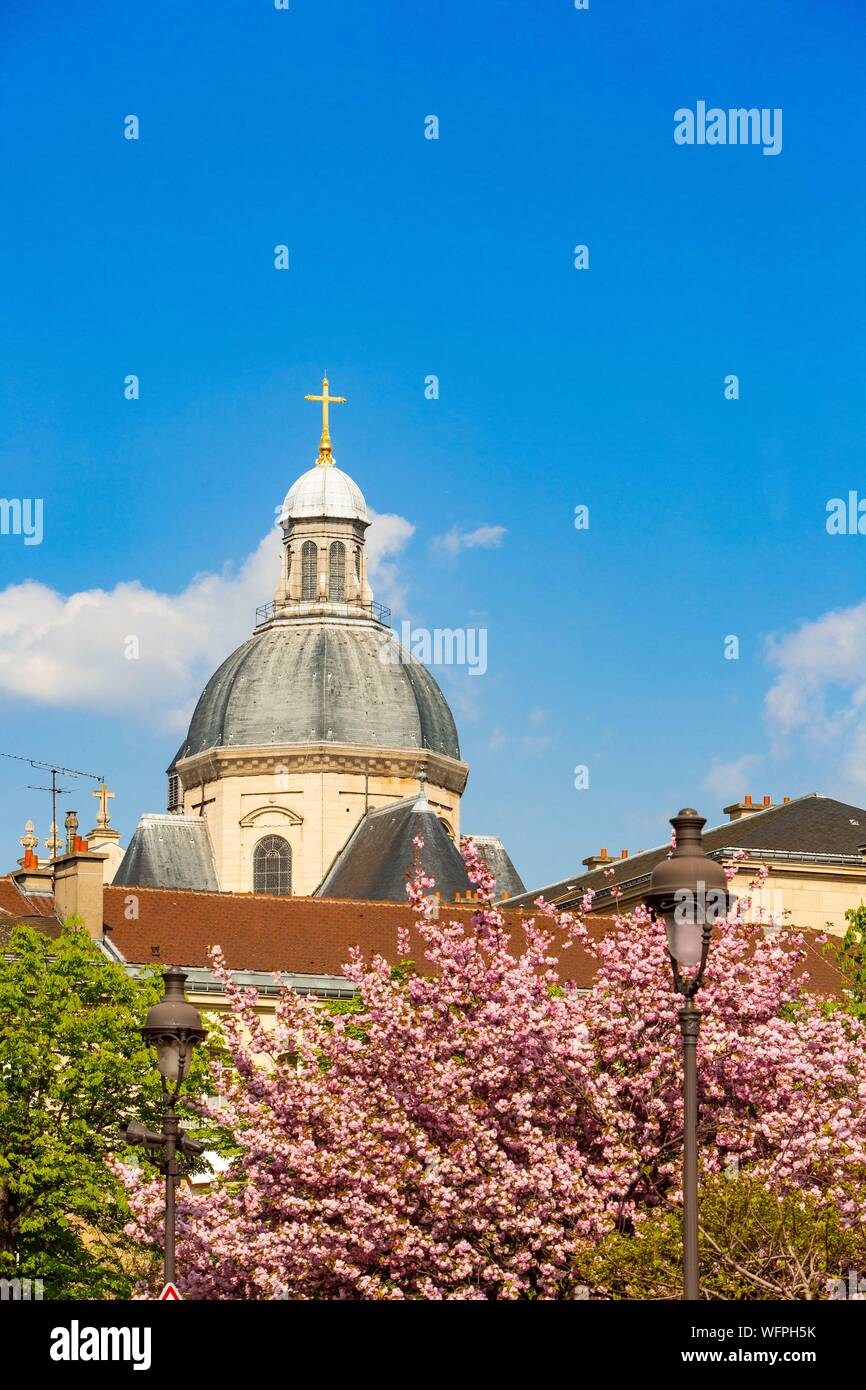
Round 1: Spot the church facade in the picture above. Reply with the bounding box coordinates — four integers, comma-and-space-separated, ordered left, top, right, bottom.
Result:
114, 377, 523, 901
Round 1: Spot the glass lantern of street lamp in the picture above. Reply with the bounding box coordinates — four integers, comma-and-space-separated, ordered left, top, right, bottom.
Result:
141, 966, 206, 1085
644, 809, 736, 969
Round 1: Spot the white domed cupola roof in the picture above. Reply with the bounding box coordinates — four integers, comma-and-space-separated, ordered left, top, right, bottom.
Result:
281, 464, 368, 523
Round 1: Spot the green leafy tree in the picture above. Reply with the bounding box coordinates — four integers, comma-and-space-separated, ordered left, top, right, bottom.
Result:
579, 1173, 866, 1300
0, 922, 209, 1299
825, 905, 866, 1020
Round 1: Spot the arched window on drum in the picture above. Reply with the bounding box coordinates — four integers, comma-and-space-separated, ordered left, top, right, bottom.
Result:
253, 835, 292, 896
329, 541, 346, 600
301, 541, 317, 600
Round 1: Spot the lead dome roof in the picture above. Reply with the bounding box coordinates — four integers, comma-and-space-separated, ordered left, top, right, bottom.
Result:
174, 621, 461, 762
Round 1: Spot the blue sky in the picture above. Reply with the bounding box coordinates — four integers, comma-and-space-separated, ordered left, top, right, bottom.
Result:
2, 0, 866, 889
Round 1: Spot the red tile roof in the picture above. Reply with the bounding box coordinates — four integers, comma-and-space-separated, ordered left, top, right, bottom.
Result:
99, 883, 610, 987
0, 877, 847, 998
0, 876, 56, 918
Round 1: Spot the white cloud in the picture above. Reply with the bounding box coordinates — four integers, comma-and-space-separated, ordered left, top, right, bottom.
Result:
0, 510, 415, 732
703, 754, 760, 804
517, 706, 554, 753
765, 599, 866, 739
365, 509, 415, 613
764, 598, 866, 789
432, 524, 507, 558
0, 531, 280, 731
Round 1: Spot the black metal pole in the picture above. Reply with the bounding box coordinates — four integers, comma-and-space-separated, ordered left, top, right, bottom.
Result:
679, 1000, 701, 1300
51, 768, 57, 889
163, 1100, 179, 1286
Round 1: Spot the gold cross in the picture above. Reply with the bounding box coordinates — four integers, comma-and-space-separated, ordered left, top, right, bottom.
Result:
304, 373, 346, 464
92, 783, 115, 828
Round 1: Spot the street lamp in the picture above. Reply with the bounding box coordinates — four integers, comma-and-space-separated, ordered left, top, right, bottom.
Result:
645, 808, 736, 1302
122, 966, 207, 1288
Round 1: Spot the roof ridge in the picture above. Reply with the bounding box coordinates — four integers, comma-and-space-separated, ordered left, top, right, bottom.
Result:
507, 792, 860, 904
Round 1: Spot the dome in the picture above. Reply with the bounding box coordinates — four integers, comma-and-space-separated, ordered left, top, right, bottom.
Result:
281, 465, 368, 523
175, 621, 461, 762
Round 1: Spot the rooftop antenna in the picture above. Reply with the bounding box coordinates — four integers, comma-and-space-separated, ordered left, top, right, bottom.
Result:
1, 752, 105, 883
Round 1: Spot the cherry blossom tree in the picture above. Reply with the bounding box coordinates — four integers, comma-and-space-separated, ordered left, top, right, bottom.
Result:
118, 841, 866, 1300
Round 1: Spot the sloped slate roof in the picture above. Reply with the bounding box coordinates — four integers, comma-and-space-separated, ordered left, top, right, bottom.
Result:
469, 836, 526, 898
113, 815, 219, 891
314, 790, 473, 902
508, 793, 866, 911
173, 620, 461, 763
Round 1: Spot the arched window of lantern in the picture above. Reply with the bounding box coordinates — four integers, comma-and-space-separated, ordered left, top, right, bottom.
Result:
301, 541, 317, 600
329, 541, 346, 600
253, 835, 292, 896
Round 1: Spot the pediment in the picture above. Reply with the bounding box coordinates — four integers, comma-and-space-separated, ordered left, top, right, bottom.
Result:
239, 804, 303, 829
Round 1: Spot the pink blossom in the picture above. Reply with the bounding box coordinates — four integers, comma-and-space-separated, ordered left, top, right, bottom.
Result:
119, 841, 866, 1300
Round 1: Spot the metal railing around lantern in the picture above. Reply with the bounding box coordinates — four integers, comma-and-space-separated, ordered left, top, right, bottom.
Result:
255, 599, 392, 628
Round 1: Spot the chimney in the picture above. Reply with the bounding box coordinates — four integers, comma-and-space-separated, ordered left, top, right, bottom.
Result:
11, 860, 55, 897
620, 849, 628, 859
53, 849, 107, 940
723, 795, 763, 822
582, 847, 613, 870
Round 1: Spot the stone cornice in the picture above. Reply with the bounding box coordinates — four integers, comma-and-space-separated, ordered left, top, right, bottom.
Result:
175, 742, 469, 796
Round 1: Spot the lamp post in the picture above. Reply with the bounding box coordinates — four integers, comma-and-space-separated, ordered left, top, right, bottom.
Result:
645, 808, 735, 1301
122, 966, 207, 1287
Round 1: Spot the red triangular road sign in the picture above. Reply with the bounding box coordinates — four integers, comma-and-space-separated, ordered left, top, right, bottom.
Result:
158, 1282, 183, 1301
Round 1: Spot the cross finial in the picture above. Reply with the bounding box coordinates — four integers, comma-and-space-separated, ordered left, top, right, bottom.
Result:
304, 373, 346, 465
92, 784, 115, 829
